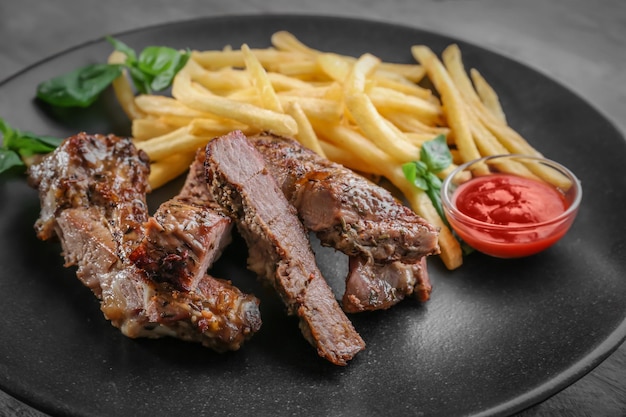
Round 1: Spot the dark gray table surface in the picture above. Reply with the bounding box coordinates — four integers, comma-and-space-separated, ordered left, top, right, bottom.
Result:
1, 1, 625, 416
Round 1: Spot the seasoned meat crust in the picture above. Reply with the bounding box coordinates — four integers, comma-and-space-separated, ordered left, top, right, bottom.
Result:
29, 132, 261, 352
130, 150, 233, 292
343, 256, 432, 313
250, 133, 437, 312
204, 130, 365, 365
250, 133, 440, 263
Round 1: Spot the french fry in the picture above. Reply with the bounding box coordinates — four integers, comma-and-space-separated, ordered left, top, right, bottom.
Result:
134, 95, 211, 118
285, 101, 326, 157
412, 45, 482, 167
373, 76, 433, 101
132, 118, 178, 142
188, 118, 250, 136
271, 30, 321, 56
267, 72, 315, 91
172, 65, 298, 137
187, 63, 252, 93
380, 110, 450, 136
242, 43, 283, 113
317, 53, 352, 84
191, 48, 309, 71
470, 68, 506, 123
344, 53, 420, 162
135, 126, 213, 161
279, 96, 343, 123
314, 122, 395, 176
107, 51, 145, 120
367, 86, 443, 125
148, 151, 197, 189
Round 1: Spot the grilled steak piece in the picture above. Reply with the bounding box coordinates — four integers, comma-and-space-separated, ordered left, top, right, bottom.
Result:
343, 256, 432, 313
205, 130, 365, 365
29, 132, 149, 258
250, 133, 437, 311
130, 150, 233, 291
250, 133, 440, 263
29, 132, 261, 351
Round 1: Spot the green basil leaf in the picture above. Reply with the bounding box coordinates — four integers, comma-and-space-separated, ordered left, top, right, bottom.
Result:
0, 118, 15, 140
426, 186, 448, 228
6, 133, 62, 157
138, 47, 191, 92
1, 117, 62, 162
420, 134, 452, 173
402, 161, 430, 190
0, 149, 24, 174
412, 176, 429, 191
403, 136, 453, 229
401, 161, 417, 183
36, 63, 124, 107
106, 36, 137, 63
127, 65, 152, 94
138, 46, 182, 75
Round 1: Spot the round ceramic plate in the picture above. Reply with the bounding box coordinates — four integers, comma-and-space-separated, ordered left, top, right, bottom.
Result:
1, 14, 625, 417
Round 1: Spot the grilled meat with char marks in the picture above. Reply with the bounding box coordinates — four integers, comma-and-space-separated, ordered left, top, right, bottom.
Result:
129, 150, 233, 292
250, 133, 438, 311
250, 133, 439, 263
343, 256, 432, 313
28, 132, 261, 351
204, 130, 365, 365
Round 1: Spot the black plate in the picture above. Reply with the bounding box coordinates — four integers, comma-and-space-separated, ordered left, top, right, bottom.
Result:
1, 15, 626, 417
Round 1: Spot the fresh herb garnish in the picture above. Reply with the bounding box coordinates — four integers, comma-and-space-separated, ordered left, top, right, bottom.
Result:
36, 37, 191, 108
402, 134, 452, 225
0, 118, 63, 174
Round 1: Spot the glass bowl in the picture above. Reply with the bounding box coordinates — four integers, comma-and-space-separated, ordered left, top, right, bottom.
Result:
441, 154, 582, 258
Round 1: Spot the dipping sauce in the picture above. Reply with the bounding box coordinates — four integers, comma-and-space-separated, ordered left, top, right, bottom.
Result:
454, 174, 567, 226
448, 173, 572, 258
441, 154, 582, 258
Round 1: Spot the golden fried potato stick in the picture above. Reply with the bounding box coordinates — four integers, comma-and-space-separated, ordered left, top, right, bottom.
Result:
380, 110, 450, 137
470, 68, 507, 123
271, 31, 321, 55
367, 86, 443, 125
317, 53, 352, 82
441, 44, 570, 188
278, 96, 343, 123
132, 118, 178, 142
273, 30, 426, 82
186, 64, 252, 94
373, 76, 434, 101
284, 101, 327, 157
191, 48, 309, 71
440, 45, 538, 158
411, 45, 482, 166
344, 53, 420, 162
313, 122, 394, 176
188, 118, 251, 136
241, 43, 283, 112
267, 72, 315, 91
134, 95, 211, 118
277, 83, 338, 99
172, 61, 298, 137
108, 51, 145, 120
148, 151, 197, 189
135, 126, 212, 162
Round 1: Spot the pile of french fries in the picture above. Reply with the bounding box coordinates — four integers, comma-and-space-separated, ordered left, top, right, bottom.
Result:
108, 31, 547, 270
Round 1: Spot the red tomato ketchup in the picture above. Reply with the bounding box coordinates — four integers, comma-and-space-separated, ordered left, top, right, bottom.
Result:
448, 173, 572, 258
